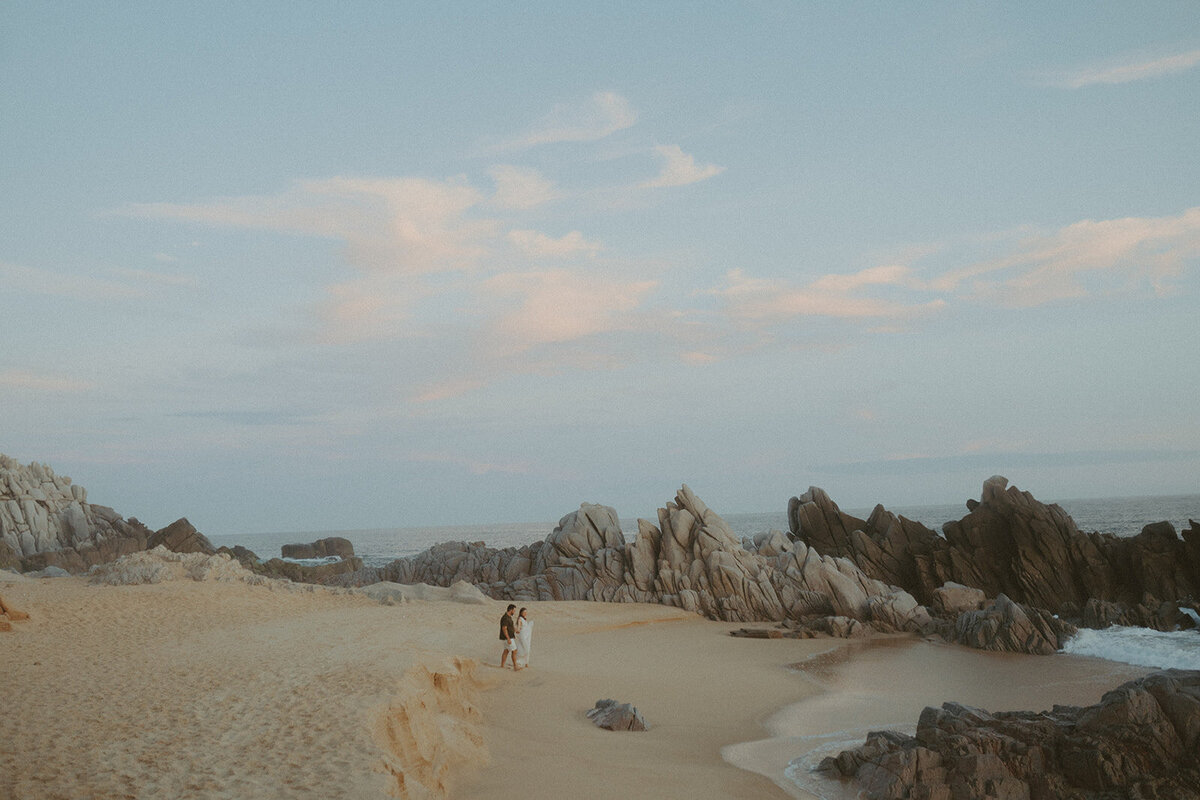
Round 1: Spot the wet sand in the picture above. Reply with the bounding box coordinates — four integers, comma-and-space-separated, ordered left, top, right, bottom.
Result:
725, 636, 1153, 799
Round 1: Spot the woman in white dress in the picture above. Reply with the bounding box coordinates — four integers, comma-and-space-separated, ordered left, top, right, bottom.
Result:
514, 607, 533, 669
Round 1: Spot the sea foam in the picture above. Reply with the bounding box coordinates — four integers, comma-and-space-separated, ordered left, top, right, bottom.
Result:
1062, 623, 1200, 670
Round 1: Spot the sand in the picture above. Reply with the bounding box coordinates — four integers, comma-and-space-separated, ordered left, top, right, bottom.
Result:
1, 572, 1153, 800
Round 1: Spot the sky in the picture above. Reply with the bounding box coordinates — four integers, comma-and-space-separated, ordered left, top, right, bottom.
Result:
2, 3, 1199, 535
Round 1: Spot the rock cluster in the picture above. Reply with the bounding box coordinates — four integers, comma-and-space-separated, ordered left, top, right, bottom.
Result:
587, 699, 648, 732
790, 476, 1200, 632
88, 546, 271, 586
0, 454, 153, 573
339, 485, 934, 638
819, 669, 1200, 800
225, 536, 364, 584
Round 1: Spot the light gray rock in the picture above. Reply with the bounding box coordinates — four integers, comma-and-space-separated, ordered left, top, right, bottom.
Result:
587, 699, 648, 731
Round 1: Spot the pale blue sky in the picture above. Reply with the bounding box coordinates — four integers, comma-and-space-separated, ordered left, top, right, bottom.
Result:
3, 4, 1198, 533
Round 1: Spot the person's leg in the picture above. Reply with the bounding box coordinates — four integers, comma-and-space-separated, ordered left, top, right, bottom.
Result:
500, 648, 509, 667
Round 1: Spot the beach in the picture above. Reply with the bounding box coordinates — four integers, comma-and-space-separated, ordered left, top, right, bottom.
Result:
1, 567, 1158, 800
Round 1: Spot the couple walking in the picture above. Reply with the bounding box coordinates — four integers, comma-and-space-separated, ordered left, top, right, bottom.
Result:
499, 604, 533, 670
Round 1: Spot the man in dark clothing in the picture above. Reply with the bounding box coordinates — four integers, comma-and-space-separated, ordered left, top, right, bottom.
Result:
499, 604, 518, 670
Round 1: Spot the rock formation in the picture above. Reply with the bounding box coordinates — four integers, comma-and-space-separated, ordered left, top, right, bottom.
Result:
818, 669, 1200, 800
587, 699, 648, 732
219, 536, 365, 585
146, 518, 216, 555
281, 536, 355, 560
0, 454, 153, 573
789, 476, 1200, 632
338, 485, 935, 638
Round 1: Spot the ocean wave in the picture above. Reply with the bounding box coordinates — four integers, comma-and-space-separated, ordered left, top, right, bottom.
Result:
1062, 624, 1200, 670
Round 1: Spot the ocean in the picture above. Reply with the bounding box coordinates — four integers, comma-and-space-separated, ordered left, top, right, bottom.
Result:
209, 493, 1200, 672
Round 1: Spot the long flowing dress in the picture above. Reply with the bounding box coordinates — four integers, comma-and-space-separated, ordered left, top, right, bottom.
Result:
515, 618, 533, 667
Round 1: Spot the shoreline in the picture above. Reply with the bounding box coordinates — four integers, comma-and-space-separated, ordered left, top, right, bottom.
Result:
725, 636, 1154, 799
0, 571, 1164, 800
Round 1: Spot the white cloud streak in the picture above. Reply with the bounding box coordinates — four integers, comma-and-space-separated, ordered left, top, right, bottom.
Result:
507, 229, 600, 258
500, 91, 637, 150
933, 207, 1200, 307
712, 266, 946, 322
1052, 48, 1200, 88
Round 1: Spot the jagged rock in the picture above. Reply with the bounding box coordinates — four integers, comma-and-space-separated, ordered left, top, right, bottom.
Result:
586, 699, 648, 731
0, 454, 153, 573
281, 536, 355, 560
147, 518, 216, 555
952, 594, 1076, 655
789, 476, 1200, 633
87, 546, 272, 585
353, 485, 936, 640
819, 670, 1200, 800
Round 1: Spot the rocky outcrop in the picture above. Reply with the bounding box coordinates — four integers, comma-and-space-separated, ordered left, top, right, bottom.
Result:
950, 594, 1077, 656
0, 454, 153, 573
337, 485, 933, 638
587, 699, 648, 732
819, 669, 1200, 800
790, 476, 1200, 632
255, 556, 365, 584
88, 546, 272, 586
281, 536, 355, 560
146, 518, 216, 555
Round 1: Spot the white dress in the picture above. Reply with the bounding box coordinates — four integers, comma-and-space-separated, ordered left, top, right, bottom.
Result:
515, 618, 533, 666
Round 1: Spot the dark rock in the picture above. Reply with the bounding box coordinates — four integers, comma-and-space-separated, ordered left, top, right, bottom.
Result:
586, 699, 648, 731
281, 536, 355, 560
951, 594, 1077, 655
820, 669, 1200, 800
147, 518, 216, 555
789, 476, 1200, 633
258, 556, 364, 585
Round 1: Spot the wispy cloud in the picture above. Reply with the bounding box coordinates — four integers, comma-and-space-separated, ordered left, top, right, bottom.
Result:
480, 269, 658, 355
123, 176, 494, 276
640, 144, 724, 188
507, 229, 601, 258
404, 450, 532, 476
488, 165, 559, 210
933, 206, 1200, 306
711, 265, 945, 322
1, 261, 145, 300
498, 91, 637, 150
1049, 48, 1200, 88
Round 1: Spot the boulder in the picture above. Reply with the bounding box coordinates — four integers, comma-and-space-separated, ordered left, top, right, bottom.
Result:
952, 594, 1076, 655
931, 582, 986, 615
147, 518, 216, 555
586, 699, 648, 732
281, 536, 355, 560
